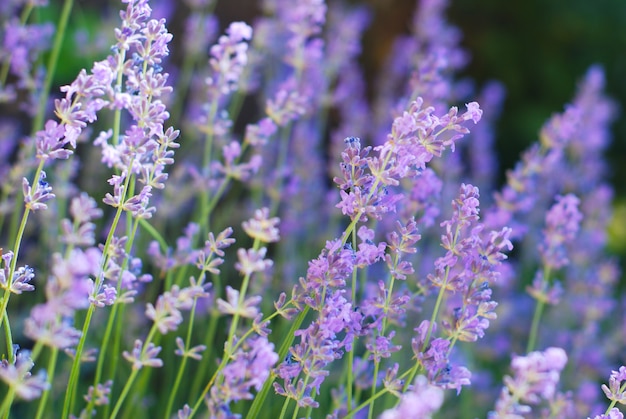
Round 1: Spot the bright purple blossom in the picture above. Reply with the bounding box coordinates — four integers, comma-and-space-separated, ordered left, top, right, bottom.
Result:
122, 339, 163, 370
209, 336, 278, 415
22, 171, 54, 212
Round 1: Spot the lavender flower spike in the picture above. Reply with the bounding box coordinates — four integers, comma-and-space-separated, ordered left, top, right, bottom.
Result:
600, 366, 626, 406
379, 375, 444, 419
122, 339, 163, 370
0, 348, 49, 400
206, 21, 253, 98
490, 347, 568, 418
539, 193, 583, 270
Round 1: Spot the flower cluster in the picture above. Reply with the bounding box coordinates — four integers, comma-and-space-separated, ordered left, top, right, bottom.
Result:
0, 0, 622, 418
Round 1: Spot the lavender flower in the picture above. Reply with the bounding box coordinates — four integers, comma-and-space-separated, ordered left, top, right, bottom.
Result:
335, 99, 481, 223
174, 337, 206, 361
0, 348, 49, 400
538, 193, 583, 270
490, 347, 568, 417
205, 21, 253, 98
59, 193, 103, 247
209, 336, 278, 415
84, 380, 113, 406
600, 367, 626, 406
593, 409, 625, 419
379, 375, 444, 419
242, 207, 280, 243
22, 171, 54, 212
0, 251, 35, 295
146, 283, 209, 334
122, 339, 163, 370
217, 286, 262, 319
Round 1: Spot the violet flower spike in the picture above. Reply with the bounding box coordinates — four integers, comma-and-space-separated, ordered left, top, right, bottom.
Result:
490, 347, 568, 417
206, 21, 253, 98
84, 380, 113, 406
242, 207, 280, 243
0, 349, 49, 401
216, 286, 262, 319
22, 171, 55, 212
600, 366, 626, 405
174, 337, 206, 361
379, 375, 444, 419
122, 339, 163, 370
538, 193, 583, 270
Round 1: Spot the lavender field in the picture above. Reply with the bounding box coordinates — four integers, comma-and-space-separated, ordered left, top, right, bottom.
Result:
0, 0, 624, 418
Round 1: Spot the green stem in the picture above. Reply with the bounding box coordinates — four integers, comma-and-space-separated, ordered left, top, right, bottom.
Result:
164, 299, 200, 418
346, 228, 358, 412
244, 307, 309, 419
527, 300, 546, 353
189, 274, 222, 399
189, 238, 261, 417
110, 325, 159, 419
63, 166, 133, 417
85, 302, 120, 416
368, 257, 399, 419
526, 266, 552, 353
34, 347, 59, 419
278, 396, 291, 419
109, 368, 140, 419
0, 162, 45, 363
62, 302, 95, 418
0, 387, 15, 419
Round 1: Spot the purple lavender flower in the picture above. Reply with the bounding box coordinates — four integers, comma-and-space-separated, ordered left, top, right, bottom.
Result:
84, 380, 113, 406
1, 16, 54, 114
24, 308, 82, 350
206, 21, 253, 97
593, 409, 625, 419
234, 247, 273, 277
242, 207, 280, 243
366, 331, 401, 363
88, 282, 117, 307
274, 289, 359, 409
379, 375, 444, 419
0, 250, 35, 295
59, 193, 103, 247
22, 171, 54, 212
600, 367, 626, 406
174, 337, 206, 361
490, 347, 568, 417
0, 348, 49, 400
146, 282, 209, 334
538, 193, 583, 270
217, 286, 262, 319
335, 100, 481, 223
122, 339, 163, 370
209, 336, 278, 415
